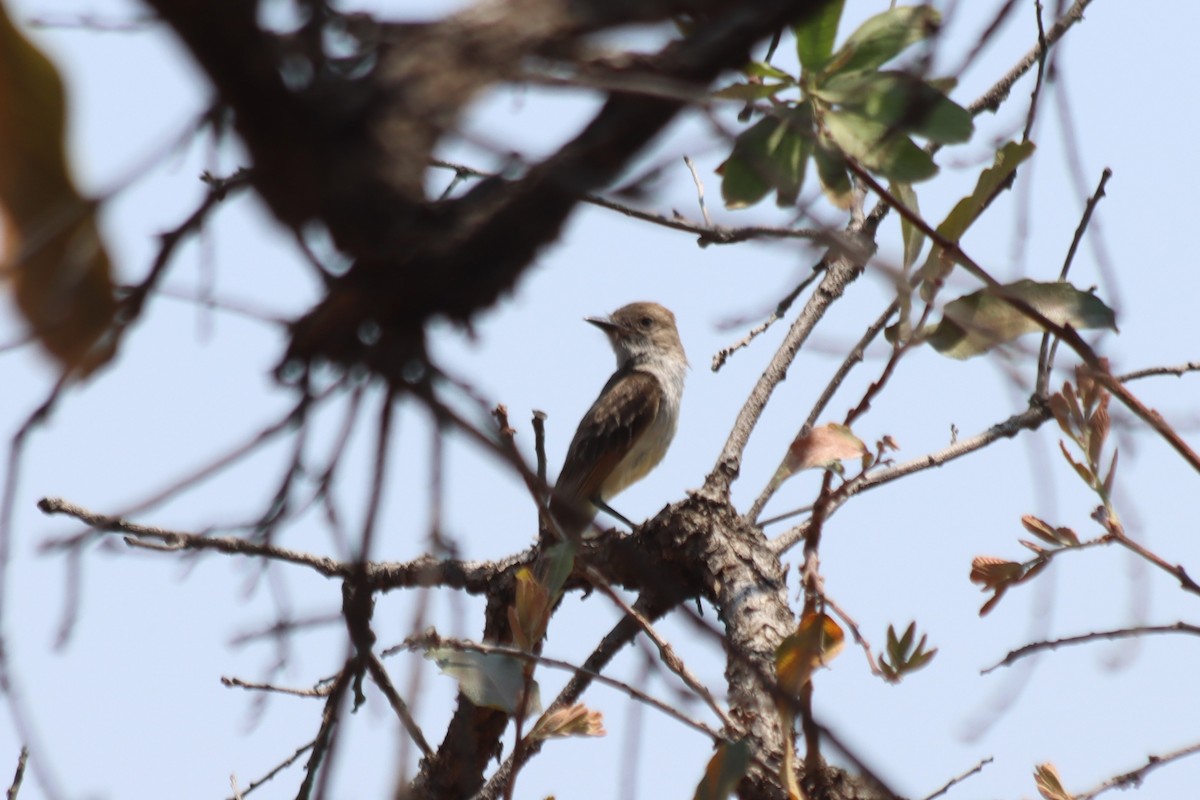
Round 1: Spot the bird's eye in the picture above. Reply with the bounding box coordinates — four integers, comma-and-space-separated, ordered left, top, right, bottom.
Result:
639, 316, 653, 329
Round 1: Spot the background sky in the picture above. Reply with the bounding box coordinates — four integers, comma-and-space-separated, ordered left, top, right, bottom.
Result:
2, 1, 1199, 798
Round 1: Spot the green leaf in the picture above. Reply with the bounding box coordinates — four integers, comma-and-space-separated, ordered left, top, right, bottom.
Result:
718, 105, 814, 208
813, 134, 852, 208
745, 61, 794, 81
693, 740, 750, 800
537, 541, 575, 601
922, 279, 1118, 359
794, 0, 845, 73
823, 5, 940, 77
426, 648, 539, 715
824, 109, 937, 183
890, 181, 923, 270
712, 81, 788, 101
814, 70, 972, 144
916, 140, 1035, 298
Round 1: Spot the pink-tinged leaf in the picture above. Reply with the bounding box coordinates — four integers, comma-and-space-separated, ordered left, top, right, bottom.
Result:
1103, 449, 1119, 497
1020, 514, 1079, 547
1087, 398, 1109, 467
1034, 763, 1074, 800
782, 423, 869, 476
1019, 539, 1046, 555
970, 556, 1028, 616
1059, 440, 1096, 487
979, 589, 1007, 616
1048, 393, 1073, 437
1062, 382, 1083, 428
969, 556, 1024, 589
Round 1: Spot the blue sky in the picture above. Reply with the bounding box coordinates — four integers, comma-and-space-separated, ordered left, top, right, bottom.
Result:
2, 1, 1199, 798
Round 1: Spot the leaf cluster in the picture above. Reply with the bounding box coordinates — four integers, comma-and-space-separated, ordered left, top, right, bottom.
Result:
719, 3, 973, 210
879, 622, 936, 683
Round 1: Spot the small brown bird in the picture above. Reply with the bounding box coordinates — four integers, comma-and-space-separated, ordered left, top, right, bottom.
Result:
550, 302, 688, 538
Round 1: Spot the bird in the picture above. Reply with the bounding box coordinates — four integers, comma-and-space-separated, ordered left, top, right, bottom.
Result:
549, 302, 688, 539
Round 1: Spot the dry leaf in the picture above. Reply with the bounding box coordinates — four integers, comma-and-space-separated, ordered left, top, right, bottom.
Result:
0, 3, 116, 373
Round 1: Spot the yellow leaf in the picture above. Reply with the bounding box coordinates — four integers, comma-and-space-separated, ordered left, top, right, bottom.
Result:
692, 740, 750, 800
0, 2, 116, 374
776, 612, 845, 695
510, 567, 552, 652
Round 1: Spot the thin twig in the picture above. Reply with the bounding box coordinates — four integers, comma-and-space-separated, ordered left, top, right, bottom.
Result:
771, 405, 1051, 552
744, 299, 900, 524
821, 594, 882, 677
967, 0, 1093, 115
225, 739, 316, 800
1118, 362, 1200, 382
1037, 167, 1113, 394
920, 757, 993, 800
356, 388, 396, 566
39, 497, 347, 575
711, 268, 825, 372
707, 223, 880, 500
1020, 2, 1048, 143
585, 568, 736, 730
1059, 168, 1113, 282
683, 155, 713, 227
395, 633, 726, 744
807, 301, 900, 433
1076, 740, 1200, 800
364, 653, 433, 757
5, 747, 28, 800
1108, 529, 1200, 598
296, 664, 352, 800
982, 622, 1200, 673
220, 675, 334, 698
849, 159, 1200, 475
430, 158, 840, 249
532, 410, 548, 490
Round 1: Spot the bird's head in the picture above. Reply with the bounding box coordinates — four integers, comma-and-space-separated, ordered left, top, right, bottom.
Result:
586, 302, 686, 368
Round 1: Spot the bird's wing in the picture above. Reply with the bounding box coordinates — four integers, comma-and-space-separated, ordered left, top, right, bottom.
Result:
554, 368, 663, 506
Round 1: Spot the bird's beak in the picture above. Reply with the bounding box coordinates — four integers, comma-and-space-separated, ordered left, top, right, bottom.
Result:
585, 315, 618, 333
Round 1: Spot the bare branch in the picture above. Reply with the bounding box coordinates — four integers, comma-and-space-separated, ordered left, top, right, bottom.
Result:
771, 405, 1050, 553
225, 739, 315, 800
1118, 362, 1200, 382
1076, 740, 1200, 800
221, 676, 334, 699
585, 567, 736, 731
850, 160, 1200, 475
707, 228, 878, 501
364, 653, 433, 758
5, 747, 28, 800
968, 0, 1095, 115
919, 757, 994, 800
983, 622, 1200, 673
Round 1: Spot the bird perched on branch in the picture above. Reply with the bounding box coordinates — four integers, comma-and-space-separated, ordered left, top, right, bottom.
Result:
550, 302, 687, 539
